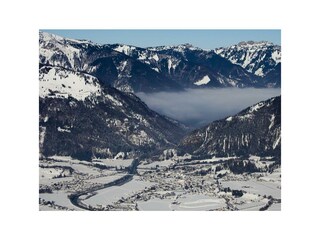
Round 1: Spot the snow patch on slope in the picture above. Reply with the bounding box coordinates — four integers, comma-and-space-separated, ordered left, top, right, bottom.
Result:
269, 114, 275, 129
271, 50, 281, 64
114, 45, 136, 55
254, 68, 264, 76
152, 54, 159, 61
168, 59, 172, 72
226, 117, 233, 122
39, 66, 102, 101
249, 101, 265, 113
105, 94, 123, 106
194, 76, 211, 86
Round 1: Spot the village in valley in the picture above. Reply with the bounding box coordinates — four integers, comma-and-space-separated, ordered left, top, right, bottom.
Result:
39, 150, 281, 211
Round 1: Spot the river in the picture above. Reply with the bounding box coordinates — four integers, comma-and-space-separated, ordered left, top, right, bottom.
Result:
68, 158, 139, 211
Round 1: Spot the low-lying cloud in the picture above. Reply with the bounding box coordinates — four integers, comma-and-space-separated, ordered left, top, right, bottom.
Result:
137, 88, 281, 128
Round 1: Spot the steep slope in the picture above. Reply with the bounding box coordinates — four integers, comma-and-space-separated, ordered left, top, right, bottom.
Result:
39, 65, 187, 160
215, 41, 281, 78
178, 96, 281, 157
262, 63, 281, 88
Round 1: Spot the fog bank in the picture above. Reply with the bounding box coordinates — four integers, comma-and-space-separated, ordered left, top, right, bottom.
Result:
137, 88, 281, 128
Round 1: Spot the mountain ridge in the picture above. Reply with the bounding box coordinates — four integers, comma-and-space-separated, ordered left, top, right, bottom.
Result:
215, 41, 281, 77
40, 31, 281, 92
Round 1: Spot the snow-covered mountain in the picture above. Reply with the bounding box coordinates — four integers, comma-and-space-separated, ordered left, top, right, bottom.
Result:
110, 43, 258, 88
39, 65, 102, 101
178, 96, 281, 157
40, 32, 280, 92
39, 32, 181, 93
39, 32, 281, 159
39, 65, 187, 160
215, 41, 281, 77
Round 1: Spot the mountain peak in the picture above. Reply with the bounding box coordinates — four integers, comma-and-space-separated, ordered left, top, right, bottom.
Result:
39, 31, 94, 45
237, 40, 274, 47
215, 40, 281, 77
179, 43, 194, 48
147, 43, 200, 52
39, 31, 64, 42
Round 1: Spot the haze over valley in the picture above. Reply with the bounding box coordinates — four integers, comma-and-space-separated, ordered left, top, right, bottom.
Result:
137, 88, 280, 128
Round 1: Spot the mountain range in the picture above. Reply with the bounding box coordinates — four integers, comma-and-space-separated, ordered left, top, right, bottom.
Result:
39, 32, 281, 93
39, 31, 281, 160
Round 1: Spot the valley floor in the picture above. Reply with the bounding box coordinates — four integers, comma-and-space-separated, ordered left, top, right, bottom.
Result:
39, 155, 281, 211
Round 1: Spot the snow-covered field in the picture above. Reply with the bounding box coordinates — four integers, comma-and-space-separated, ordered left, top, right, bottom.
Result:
40, 192, 84, 211
92, 158, 134, 168
220, 179, 281, 199
173, 194, 226, 211
138, 198, 173, 211
137, 191, 226, 211
268, 203, 281, 211
39, 167, 71, 179
84, 174, 126, 184
39, 155, 281, 211
236, 200, 269, 211
138, 160, 174, 169
39, 156, 132, 210
83, 176, 154, 207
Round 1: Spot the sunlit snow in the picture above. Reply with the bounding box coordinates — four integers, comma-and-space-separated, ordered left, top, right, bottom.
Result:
194, 75, 211, 86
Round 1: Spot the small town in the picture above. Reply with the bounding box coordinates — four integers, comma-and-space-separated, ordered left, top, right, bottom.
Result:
39, 153, 281, 211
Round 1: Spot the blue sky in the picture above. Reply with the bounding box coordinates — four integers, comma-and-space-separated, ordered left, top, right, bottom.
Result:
42, 29, 280, 49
